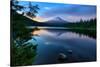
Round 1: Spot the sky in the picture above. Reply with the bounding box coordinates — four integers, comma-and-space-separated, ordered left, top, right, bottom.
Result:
18, 1, 96, 22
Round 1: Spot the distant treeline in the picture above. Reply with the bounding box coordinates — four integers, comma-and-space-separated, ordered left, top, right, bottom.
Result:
65, 18, 96, 38
66, 18, 96, 30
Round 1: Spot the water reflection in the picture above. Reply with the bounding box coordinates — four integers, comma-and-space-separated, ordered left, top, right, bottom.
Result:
31, 28, 96, 65
32, 29, 95, 40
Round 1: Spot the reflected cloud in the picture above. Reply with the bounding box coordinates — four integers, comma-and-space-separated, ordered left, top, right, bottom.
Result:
32, 29, 56, 36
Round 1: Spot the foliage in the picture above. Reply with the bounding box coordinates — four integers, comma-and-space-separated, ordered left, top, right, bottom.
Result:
65, 18, 96, 38
26, 2, 40, 18
10, 0, 39, 66
11, 0, 39, 18
11, 42, 37, 66
66, 18, 96, 29
11, 0, 24, 12
11, 12, 32, 42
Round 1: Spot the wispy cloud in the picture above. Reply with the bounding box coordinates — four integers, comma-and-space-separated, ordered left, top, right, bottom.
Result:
18, 1, 96, 22
40, 5, 96, 18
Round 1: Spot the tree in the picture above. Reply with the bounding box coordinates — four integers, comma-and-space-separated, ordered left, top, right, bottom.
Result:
11, 0, 39, 18
11, 0, 38, 66
11, 0, 24, 12
26, 2, 39, 18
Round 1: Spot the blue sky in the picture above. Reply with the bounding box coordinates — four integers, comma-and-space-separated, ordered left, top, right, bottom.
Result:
18, 1, 96, 22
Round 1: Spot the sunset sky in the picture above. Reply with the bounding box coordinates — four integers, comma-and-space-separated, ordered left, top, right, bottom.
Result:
18, 1, 96, 22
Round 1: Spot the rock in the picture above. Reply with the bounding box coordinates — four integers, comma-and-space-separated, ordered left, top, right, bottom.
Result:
58, 53, 68, 62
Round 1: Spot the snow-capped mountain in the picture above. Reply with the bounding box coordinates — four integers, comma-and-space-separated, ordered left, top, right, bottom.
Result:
45, 17, 69, 23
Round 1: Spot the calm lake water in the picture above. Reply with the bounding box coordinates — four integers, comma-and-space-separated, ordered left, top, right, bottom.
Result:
30, 27, 96, 65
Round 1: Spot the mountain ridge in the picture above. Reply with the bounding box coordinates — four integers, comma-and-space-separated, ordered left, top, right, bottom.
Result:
43, 17, 69, 23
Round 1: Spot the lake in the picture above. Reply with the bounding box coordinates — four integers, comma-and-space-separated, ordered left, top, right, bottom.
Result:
30, 27, 96, 65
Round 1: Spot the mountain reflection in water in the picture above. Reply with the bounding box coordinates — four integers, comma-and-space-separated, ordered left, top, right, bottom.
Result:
30, 27, 96, 65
